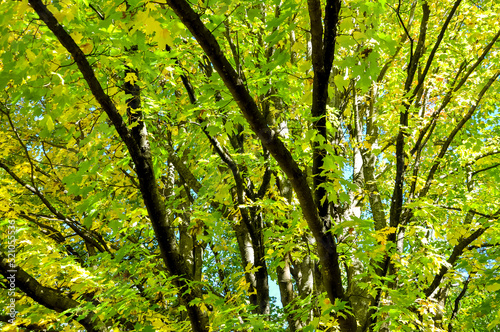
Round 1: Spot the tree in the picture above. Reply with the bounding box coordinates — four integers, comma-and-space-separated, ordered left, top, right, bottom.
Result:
0, 0, 499, 331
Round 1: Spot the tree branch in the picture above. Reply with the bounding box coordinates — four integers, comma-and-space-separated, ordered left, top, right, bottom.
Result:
0, 251, 107, 332
419, 70, 500, 197
471, 162, 500, 177
411, 0, 462, 97
448, 274, 471, 332
27, 1, 210, 330
0, 160, 107, 253
424, 227, 487, 298
389, 2, 429, 231
164, 0, 352, 328
411, 28, 500, 155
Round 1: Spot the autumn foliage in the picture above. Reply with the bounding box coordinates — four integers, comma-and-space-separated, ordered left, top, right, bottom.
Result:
0, 0, 499, 331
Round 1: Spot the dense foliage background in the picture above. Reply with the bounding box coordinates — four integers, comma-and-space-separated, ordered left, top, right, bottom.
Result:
0, 0, 499, 331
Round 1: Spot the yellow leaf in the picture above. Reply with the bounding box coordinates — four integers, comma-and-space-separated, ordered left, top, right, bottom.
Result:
26, 49, 36, 62
486, 283, 500, 292
46, 115, 54, 131
153, 29, 173, 50
81, 43, 93, 54
353, 31, 366, 41
152, 318, 169, 329
15, 0, 31, 15
125, 72, 137, 84
291, 42, 303, 53
298, 60, 310, 73
51, 8, 65, 23
53, 85, 64, 96
72, 32, 83, 44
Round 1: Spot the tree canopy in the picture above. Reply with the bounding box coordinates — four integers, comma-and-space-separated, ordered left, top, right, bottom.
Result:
1, 0, 499, 331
